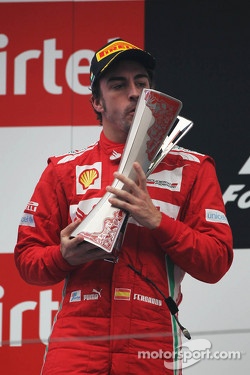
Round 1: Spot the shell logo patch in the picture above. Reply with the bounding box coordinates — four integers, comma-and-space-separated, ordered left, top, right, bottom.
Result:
76, 163, 101, 194
79, 168, 99, 189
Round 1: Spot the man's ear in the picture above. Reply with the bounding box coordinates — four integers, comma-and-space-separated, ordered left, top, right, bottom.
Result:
91, 95, 104, 113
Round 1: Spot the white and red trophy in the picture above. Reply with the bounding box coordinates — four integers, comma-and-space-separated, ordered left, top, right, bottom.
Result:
71, 89, 193, 258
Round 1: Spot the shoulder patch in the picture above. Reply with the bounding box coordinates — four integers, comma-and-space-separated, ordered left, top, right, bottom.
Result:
169, 146, 205, 163
205, 209, 229, 225
57, 149, 87, 164
49, 142, 98, 165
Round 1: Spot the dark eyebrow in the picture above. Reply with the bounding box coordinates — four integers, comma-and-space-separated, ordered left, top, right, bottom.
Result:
107, 76, 126, 83
107, 73, 149, 83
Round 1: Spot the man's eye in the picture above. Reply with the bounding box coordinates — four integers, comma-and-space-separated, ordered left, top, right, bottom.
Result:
137, 81, 147, 88
112, 83, 124, 90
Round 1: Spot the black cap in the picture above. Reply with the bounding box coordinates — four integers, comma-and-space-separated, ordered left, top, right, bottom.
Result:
90, 39, 156, 88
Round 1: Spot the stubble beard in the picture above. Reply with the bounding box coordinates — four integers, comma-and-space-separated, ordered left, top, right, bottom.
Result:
102, 97, 132, 135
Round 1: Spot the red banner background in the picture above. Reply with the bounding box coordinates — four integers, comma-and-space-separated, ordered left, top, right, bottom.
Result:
0, 1, 145, 126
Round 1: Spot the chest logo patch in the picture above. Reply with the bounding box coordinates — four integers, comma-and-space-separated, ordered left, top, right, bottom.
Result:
114, 288, 131, 301
76, 162, 102, 194
79, 168, 99, 189
69, 290, 81, 302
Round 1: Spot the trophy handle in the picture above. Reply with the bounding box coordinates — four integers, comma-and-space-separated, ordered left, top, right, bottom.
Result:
147, 116, 193, 176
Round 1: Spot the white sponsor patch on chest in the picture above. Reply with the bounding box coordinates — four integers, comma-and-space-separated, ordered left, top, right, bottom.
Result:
147, 167, 183, 192
69, 290, 81, 302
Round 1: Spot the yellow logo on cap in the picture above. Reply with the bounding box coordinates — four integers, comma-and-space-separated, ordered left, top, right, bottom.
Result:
96, 40, 141, 62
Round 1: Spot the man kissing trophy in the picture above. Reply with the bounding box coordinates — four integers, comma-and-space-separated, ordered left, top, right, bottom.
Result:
71, 88, 193, 260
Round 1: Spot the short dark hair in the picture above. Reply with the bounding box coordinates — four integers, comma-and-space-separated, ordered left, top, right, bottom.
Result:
91, 80, 102, 124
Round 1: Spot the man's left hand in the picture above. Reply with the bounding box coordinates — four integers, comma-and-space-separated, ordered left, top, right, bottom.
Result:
106, 162, 162, 229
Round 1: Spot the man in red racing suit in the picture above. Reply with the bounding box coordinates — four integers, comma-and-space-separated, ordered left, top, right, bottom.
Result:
14, 39, 233, 375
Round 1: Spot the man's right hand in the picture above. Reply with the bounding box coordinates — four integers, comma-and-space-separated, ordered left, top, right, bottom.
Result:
60, 219, 114, 266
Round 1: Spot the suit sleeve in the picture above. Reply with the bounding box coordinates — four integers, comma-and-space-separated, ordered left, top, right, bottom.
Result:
151, 158, 233, 283
14, 161, 79, 286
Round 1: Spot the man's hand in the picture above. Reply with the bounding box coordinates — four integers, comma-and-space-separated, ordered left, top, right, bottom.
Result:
60, 219, 115, 266
106, 162, 162, 229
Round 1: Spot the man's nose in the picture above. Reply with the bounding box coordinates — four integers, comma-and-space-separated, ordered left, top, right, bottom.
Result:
128, 83, 140, 101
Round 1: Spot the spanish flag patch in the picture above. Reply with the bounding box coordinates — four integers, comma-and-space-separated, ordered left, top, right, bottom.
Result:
114, 288, 131, 301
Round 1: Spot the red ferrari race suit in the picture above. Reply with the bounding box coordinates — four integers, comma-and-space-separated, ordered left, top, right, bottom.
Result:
14, 131, 233, 375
